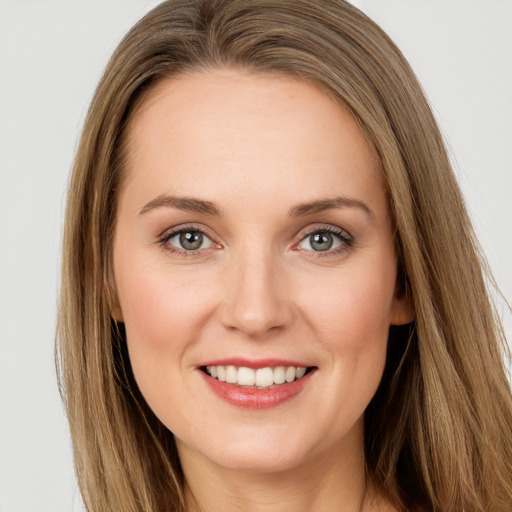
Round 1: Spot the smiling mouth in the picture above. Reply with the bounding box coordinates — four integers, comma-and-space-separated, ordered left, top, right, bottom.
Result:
201, 365, 316, 389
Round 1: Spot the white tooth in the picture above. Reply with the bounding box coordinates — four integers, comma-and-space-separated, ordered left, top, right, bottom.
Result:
226, 365, 237, 383
237, 367, 255, 386
295, 367, 306, 379
217, 366, 226, 381
210, 366, 217, 378
273, 366, 286, 384
285, 366, 296, 383
255, 367, 274, 387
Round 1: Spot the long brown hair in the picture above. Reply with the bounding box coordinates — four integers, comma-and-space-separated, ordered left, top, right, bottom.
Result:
56, 1, 512, 510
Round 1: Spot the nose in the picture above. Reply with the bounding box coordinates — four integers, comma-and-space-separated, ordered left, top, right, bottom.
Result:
218, 247, 293, 338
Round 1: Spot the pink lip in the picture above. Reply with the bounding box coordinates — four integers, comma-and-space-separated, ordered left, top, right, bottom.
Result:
199, 357, 309, 369
198, 366, 316, 409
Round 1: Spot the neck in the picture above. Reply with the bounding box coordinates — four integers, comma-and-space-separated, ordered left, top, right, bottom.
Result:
177, 426, 385, 512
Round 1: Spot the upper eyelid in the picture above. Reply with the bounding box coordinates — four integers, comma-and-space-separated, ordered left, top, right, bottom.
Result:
296, 223, 353, 241
158, 223, 214, 240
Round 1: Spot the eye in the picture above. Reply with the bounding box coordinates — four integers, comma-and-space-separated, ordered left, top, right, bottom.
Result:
297, 227, 352, 253
161, 227, 213, 252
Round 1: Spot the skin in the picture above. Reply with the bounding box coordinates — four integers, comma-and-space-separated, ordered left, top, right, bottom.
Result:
112, 69, 412, 512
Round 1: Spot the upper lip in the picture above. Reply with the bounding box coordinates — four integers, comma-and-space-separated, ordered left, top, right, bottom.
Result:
198, 357, 312, 369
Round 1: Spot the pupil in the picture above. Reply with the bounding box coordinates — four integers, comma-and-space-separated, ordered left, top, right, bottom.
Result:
311, 232, 333, 251
180, 231, 202, 250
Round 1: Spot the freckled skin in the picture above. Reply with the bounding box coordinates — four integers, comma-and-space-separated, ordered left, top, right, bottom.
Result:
113, 69, 411, 510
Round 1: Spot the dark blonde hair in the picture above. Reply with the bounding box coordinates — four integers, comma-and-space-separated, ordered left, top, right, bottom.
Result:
57, 1, 512, 511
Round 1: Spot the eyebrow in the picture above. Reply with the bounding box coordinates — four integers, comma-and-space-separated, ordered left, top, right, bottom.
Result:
139, 194, 374, 220
288, 196, 375, 219
139, 195, 221, 216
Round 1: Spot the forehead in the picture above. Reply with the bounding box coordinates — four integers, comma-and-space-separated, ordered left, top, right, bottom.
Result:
121, 69, 386, 217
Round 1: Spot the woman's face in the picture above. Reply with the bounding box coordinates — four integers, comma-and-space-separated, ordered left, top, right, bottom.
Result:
113, 69, 411, 473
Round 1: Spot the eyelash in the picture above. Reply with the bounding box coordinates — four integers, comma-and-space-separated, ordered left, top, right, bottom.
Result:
294, 225, 354, 257
157, 224, 354, 258
157, 224, 215, 258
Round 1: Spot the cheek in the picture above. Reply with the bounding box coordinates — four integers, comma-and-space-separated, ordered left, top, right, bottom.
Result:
115, 254, 214, 347
300, 261, 396, 347
113, 250, 214, 404
298, 253, 396, 395
303, 265, 395, 416
114, 258, 217, 423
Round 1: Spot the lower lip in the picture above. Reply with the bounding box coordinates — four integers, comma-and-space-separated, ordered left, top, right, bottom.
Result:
199, 370, 315, 409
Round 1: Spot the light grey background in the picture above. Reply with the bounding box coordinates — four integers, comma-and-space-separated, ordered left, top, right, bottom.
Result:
0, 1, 510, 511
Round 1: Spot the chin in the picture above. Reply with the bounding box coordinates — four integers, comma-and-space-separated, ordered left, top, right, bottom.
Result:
178, 429, 314, 475
210, 449, 309, 474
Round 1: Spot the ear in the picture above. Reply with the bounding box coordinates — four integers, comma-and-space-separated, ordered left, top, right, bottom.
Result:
389, 282, 415, 326
111, 303, 124, 323
104, 275, 124, 322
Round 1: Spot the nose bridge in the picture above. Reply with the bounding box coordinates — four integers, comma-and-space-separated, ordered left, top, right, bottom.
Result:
220, 242, 292, 337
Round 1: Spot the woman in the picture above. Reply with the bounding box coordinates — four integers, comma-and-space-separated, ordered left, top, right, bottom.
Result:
56, 1, 512, 511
